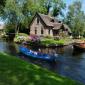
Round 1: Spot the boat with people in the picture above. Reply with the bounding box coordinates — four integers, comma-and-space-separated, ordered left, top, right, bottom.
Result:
19, 46, 58, 62
73, 40, 85, 51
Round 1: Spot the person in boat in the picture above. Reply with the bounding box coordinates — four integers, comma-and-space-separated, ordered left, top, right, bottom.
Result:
22, 42, 38, 55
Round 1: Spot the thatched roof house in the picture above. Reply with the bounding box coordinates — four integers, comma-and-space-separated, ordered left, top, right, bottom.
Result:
30, 13, 71, 37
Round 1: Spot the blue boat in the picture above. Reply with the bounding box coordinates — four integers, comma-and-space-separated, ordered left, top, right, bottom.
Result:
19, 46, 57, 62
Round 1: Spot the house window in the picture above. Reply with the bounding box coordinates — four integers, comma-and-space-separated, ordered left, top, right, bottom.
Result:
51, 19, 54, 22
37, 18, 39, 24
41, 28, 43, 34
58, 21, 61, 23
48, 29, 50, 34
35, 27, 37, 34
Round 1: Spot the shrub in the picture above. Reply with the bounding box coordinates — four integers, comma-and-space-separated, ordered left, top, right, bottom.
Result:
14, 33, 29, 43
29, 34, 40, 42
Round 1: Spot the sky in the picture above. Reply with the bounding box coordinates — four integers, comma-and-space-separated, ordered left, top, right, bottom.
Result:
64, 0, 85, 13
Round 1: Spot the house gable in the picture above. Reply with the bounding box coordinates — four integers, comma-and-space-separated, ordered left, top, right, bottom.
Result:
30, 13, 51, 36
30, 13, 48, 28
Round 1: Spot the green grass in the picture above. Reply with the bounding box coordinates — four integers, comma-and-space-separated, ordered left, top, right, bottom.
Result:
41, 38, 69, 46
0, 52, 83, 85
16, 33, 28, 37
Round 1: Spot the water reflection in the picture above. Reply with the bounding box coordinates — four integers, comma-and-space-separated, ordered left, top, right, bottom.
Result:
26, 45, 85, 84
0, 40, 19, 55
0, 40, 85, 84
31, 46, 66, 55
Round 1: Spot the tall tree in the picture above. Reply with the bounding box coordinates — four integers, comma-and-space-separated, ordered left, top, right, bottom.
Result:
42, 0, 66, 17
2, 0, 25, 33
52, 0, 66, 17
0, 0, 6, 15
64, 1, 85, 37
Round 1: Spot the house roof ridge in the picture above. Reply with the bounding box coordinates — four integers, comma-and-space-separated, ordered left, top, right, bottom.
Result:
38, 13, 55, 19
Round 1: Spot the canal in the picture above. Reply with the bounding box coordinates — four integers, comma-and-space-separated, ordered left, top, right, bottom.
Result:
0, 39, 85, 84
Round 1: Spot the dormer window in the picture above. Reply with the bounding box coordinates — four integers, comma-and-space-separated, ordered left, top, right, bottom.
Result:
51, 19, 54, 22
58, 21, 61, 23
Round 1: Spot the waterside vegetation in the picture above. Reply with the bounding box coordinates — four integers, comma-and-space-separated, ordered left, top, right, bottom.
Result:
13, 33, 73, 47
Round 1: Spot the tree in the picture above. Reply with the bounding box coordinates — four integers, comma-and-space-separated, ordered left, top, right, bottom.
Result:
2, 0, 25, 33
64, 1, 85, 37
42, 0, 66, 17
52, 0, 66, 17
0, 0, 6, 15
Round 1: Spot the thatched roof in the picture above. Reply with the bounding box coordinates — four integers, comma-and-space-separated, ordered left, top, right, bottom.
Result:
38, 13, 58, 27
63, 24, 72, 33
53, 23, 63, 30
30, 13, 71, 33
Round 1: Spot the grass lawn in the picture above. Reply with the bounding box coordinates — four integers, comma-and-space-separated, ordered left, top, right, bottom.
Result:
0, 52, 83, 85
41, 38, 73, 46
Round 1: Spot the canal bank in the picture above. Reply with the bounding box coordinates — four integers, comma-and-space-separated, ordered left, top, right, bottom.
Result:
0, 40, 85, 84
0, 52, 83, 85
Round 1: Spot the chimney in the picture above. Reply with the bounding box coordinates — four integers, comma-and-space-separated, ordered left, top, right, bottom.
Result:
48, 8, 52, 17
